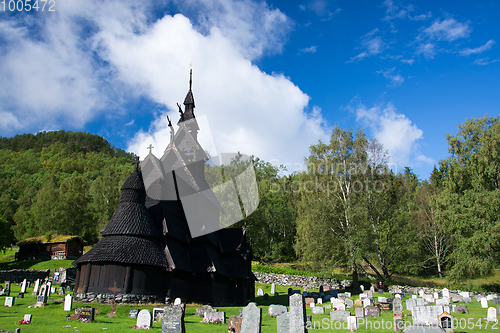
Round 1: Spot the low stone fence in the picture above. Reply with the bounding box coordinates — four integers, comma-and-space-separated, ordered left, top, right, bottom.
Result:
74, 292, 164, 304
0, 269, 50, 283
253, 272, 352, 290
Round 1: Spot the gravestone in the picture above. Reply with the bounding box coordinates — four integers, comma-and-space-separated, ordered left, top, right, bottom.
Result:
394, 300, 403, 318
75, 307, 95, 321
434, 292, 439, 300
24, 314, 32, 323
324, 286, 330, 292
129, 309, 139, 318
419, 290, 425, 297
4, 296, 14, 307
32, 279, 40, 295
288, 288, 293, 296
347, 316, 358, 330
58, 287, 65, 295
64, 294, 72, 311
412, 305, 443, 326
289, 294, 306, 333
271, 283, 275, 295
360, 285, 365, 292
442, 288, 450, 298
196, 305, 216, 317
137, 309, 153, 329
462, 297, 472, 303
154, 308, 165, 323
344, 298, 354, 308
51, 286, 56, 294
204, 311, 225, 324
309, 302, 315, 308
324, 304, 332, 309
257, 288, 264, 297
317, 298, 322, 305
456, 304, 468, 314
365, 305, 380, 317
363, 298, 371, 308
354, 299, 362, 307
36, 285, 48, 305
330, 310, 350, 322
4, 281, 10, 296
451, 294, 462, 303
355, 307, 364, 318
241, 302, 261, 333
311, 306, 324, 315
174, 297, 182, 305
264, 293, 269, 300
406, 298, 416, 311
304, 297, 314, 305
377, 302, 393, 312
162, 304, 185, 333
487, 307, 498, 323
494, 298, 500, 304
303, 291, 308, 297
228, 316, 242, 333
438, 312, 453, 330
482, 298, 489, 308
17, 292, 24, 298
20, 279, 27, 293
459, 291, 469, 298
277, 312, 290, 333
268, 304, 287, 317
378, 296, 387, 303
330, 290, 338, 297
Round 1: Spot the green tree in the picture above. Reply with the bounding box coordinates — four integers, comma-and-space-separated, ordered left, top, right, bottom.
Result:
437, 116, 500, 280
295, 126, 370, 285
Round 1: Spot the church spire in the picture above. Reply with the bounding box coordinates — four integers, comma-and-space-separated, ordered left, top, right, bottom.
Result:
181, 69, 195, 121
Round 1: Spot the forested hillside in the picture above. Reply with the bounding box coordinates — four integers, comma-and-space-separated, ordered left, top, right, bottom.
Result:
0, 131, 135, 246
1, 116, 499, 283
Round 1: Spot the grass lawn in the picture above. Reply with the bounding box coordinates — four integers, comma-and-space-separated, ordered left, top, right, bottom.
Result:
1, 282, 499, 332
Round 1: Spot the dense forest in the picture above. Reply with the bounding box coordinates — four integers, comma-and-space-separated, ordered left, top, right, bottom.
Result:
0, 116, 499, 283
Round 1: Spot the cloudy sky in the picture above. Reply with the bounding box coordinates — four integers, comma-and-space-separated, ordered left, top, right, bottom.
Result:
1, 0, 499, 180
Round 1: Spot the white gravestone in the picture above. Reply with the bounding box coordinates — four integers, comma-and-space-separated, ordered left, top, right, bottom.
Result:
482, 298, 489, 309
64, 294, 73, 311
32, 279, 40, 295
487, 307, 498, 323
434, 292, 439, 299
137, 309, 153, 329
4, 296, 14, 307
347, 316, 358, 330
20, 279, 27, 293
442, 288, 450, 298
317, 298, 322, 305
363, 298, 371, 307
271, 284, 275, 295
310, 302, 315, 308
24, 314, 32, 323
419, 290, 425, 297
257, 288, 264, 296
174, 298, 182, 305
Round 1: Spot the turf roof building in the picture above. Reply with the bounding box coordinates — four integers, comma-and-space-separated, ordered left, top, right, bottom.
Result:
73, 72, 255, 305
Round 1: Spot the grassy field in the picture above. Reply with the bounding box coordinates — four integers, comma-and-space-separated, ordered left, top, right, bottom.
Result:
1, 281, 499, 332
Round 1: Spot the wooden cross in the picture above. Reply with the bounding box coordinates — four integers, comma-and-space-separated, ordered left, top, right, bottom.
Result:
133, 156, 140, 170
147, 144, 154, 154
109, 281, 121, 313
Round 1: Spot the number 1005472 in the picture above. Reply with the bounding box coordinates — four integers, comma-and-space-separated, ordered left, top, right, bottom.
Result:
1, 0, 55, 11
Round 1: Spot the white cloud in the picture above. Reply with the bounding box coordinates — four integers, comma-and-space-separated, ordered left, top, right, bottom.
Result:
353, 101, 432, 168
460, 39, 495, 56
474, 58, 499, 65
409, 11, 432, 21
423, 18, 471, 42
349, 28, 385, 62
416, 43, 436, 59
400, 58, 415, 64
299, 45, 318, 54
376, 68, 404, 86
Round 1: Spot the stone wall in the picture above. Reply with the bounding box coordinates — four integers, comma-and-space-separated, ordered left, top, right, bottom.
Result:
74, 292, 164, 304
0, 269, 50, 283
253, 272, 352, 290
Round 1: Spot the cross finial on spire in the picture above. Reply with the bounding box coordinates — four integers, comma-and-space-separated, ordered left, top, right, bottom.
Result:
189, 68, 192, 91
133, 156, 140, 170
147, 144, 154, 154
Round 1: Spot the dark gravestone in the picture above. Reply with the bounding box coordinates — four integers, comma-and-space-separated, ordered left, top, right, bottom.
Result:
241, 302, 262, 333
289, 294, 307, 333
288, 288, 293, 296
276, 312, 290, 333
494, 298, 500, 304
319, 286, 323, 293
129, 309, 139, 318
330, 310, 350, 322
162, 304, 185, 333
75, 307, 95, 321
17, 292, 24, 298
377, 302, 392, 312
365, 305, 381, 317
264, 293, 269, 300
456, 305, 468, 314
228, 316, 242, 333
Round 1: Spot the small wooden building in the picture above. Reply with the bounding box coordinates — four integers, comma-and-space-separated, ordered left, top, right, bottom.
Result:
17, 236, 85, 260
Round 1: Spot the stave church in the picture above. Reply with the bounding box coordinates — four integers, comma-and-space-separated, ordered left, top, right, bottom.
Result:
73, 71, 255, 305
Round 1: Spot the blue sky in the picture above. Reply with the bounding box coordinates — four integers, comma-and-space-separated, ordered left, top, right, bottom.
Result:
0, 0, 499, 180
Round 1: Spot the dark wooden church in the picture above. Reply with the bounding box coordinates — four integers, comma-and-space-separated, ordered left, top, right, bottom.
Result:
73, 72, 255, 305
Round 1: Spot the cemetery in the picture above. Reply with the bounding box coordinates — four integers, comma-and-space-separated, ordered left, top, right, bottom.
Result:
2, 278, 500, 332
